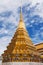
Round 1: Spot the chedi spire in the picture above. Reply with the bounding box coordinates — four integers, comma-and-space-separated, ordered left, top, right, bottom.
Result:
18, 7, 26, 29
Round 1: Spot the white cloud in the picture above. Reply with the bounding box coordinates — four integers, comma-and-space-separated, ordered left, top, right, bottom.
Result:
31, 20, 35, 23
40, 27, 43, 30
32, 37, 43, 44
32, 35, 43, 44
0, 28, 8, 34
24, 0, 43, 18
0, 16, 5, 21
0, 0, 43, 18
32, 29, 43, 44
40, 32, 43, 36
0, 0, 30, 13
33, 3, 43, 17
0, 36, 12, 55
6, 14, 19, 26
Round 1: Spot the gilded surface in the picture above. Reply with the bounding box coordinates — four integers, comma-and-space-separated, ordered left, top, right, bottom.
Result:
2, 11, 43, 63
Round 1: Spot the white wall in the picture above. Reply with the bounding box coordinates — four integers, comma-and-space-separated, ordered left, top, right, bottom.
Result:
2, 62, 43, 65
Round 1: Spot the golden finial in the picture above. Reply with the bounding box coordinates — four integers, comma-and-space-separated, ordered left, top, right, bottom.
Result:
20, 7, 23, 21
18, 0, 26, 29
19, 0, 23, 21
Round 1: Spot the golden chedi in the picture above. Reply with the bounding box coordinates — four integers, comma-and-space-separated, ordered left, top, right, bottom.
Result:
2, 9, 41, 62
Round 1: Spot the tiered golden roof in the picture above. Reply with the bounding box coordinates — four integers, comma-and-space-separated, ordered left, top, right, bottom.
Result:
2, 9, 41, 62
35, 43, 43, 62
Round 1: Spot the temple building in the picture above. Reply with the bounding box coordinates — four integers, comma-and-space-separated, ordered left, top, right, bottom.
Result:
2, 9, 41, 63
35, 43, 43, 62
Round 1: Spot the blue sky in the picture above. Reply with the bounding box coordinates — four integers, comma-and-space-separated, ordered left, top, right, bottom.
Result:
0, 0, 43, 55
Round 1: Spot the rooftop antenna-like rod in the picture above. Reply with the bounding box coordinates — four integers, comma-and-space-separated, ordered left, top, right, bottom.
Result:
20, 0, 23, 21
18, 0, 26, 29
20, 0, 22, 12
